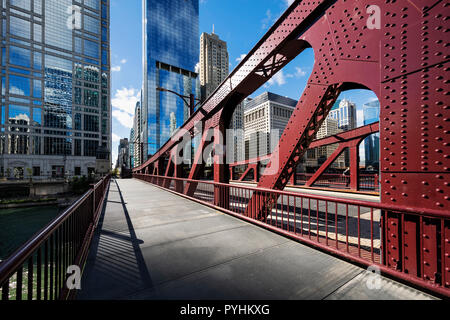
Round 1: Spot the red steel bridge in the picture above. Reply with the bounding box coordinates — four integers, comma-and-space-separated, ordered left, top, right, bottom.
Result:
0, 0, 448, 300
132, 0, 450, 297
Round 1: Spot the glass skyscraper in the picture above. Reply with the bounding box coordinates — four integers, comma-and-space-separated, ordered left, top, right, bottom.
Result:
142, 0, 199, 157
0, 0, 110, 178
363, 100, 380, 168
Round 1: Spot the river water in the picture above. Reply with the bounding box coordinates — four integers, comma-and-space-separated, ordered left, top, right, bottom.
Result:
0, 206, 61, 261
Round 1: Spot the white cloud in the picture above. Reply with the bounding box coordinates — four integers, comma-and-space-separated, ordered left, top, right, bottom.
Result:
112, 87, 140, 114
195, 62, 200, 74
10, 86, 25, 96
111, 66, 121, 72
267, 70, 287, 86
120, 59, 127, 64
236, 54, 246, 63
295, 67, 307, 77
112, 109, 134, 129
261, 9, 272, 30
285, 0, 295, 6
112, 133, 121, 142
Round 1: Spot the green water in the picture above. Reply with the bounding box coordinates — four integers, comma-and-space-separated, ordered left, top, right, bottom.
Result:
0, 206, 61, 261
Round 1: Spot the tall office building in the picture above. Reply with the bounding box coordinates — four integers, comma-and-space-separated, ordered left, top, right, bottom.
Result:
129, 128, 135, 169
0, 0, 111, 179
142, 0, 199, 158
363, 100, 380, 168
228, 99, 249, 163
116, 138, 129, 169
244, 92, 296, 160
199, 31, 228, 100
132, 97, 142, 167
332, 98, 357, 131
315, 118, 345, 169
198, 29, 244, 163
327, 98, 356, 167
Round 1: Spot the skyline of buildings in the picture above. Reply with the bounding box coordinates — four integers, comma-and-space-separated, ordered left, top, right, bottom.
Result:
0, 0, 111, 179
120, 4, 380, 173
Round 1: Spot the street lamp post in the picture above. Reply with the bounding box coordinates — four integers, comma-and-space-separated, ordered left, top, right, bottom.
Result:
128, 88, 200, 171
156, 87, 201, 117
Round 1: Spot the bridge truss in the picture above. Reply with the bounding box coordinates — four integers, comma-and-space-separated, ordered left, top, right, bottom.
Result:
134, 0, 449, 297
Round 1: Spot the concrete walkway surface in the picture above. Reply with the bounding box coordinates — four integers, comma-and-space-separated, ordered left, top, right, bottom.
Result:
77, 179, 436, 300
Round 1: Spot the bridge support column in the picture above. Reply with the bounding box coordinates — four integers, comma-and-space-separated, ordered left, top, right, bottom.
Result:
213, 124, 229, 210
184, 124, 209, 196
289, 169, 295, 185
162, 156, 174, 189
173, 147, 184, 193
349, 140, 360, 191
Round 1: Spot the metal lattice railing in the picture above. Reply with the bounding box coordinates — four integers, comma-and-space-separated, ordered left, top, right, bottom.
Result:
0, 175, 111, 300
135, 174, 449, 298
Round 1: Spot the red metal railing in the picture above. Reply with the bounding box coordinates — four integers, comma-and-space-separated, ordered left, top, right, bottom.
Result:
134, 174, 449, 298
295, 173, 379, 192
296, 173, 380, 192
230, 171, 380, 192
0, 175, 111, 300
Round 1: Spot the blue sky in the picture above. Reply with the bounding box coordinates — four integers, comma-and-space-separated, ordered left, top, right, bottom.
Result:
110, 0, 378, 165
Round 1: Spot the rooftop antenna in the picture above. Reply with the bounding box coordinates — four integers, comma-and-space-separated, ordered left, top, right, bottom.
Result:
212, 24, 215, 34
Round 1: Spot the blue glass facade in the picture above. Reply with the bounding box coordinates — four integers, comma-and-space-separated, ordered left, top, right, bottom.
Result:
0, 0, 111, 177
143, 0, 199, 156
363, 100, 380, 168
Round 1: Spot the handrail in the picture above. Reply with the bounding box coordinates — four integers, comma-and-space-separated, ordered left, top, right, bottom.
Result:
134, 174, 449, 219
0, 174, 111, 299
134, 173, 450, 298
0, 190, 92, 285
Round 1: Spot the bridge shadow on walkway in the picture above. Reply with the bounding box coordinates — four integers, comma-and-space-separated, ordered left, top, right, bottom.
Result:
78, 179, 153, 299
77, 179, 436, 300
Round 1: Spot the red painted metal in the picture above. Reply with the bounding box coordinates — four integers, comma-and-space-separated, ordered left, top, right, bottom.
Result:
422, 219, 439, 284
403, 218, 419, 277
385, 212, 401, 271
132, 0, 449, 296
444, 224, 450, 288
230, 123, 379, 188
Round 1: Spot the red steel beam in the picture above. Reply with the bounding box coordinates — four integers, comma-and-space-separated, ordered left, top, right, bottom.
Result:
308, 122, 379, 149
305, 123, 379, 188
134, 0, 448, 217
229, 122, 379, 167
134, 0, 329, 173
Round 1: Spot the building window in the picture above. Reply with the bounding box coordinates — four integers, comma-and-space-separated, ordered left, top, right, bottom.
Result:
74, 167, 81, 176
52, 166, 64, 178
33, 166, 41, 176
74, 139, 82, 156
84, 140, 98, 157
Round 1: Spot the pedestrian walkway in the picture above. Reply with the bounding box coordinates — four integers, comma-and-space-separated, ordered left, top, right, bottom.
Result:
77, 179, 435, 300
